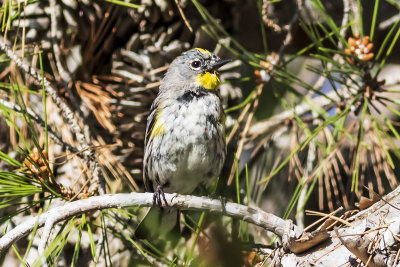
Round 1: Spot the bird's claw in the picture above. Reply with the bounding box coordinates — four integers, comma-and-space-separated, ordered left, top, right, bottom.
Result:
153, 185, 168, 208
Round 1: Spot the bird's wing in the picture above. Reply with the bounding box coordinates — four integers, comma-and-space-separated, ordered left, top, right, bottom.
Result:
143, 97, 160, 192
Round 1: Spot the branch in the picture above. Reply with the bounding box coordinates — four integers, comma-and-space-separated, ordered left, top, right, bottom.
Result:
37, 217, 57, 267
0, 98, 80, 156
49, 0, 82, 113
0, 193, 303, 252
334, 228, 386, 267
0, 36, 105, 195
248, 89, 344, 138
280, 185, 400, 266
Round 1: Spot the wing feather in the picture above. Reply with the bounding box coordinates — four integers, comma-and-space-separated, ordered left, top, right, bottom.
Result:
143, 97, 160, 192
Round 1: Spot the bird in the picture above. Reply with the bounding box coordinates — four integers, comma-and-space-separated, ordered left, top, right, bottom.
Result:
137, 48, 230, 238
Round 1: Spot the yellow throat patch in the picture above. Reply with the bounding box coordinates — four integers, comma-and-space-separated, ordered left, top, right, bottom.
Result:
196, 72, 221, 90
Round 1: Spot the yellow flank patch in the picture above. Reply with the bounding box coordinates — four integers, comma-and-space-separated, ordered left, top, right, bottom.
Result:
221, 113, 226, 125
195, 48, 212, 56
220, 112, 226, 135
196, 72, 220, 90
151, 109, 166, 138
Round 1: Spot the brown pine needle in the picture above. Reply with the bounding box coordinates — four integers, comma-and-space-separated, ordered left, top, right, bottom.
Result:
305, 210, 352, 227
174, 0, 193, 32
304, 207, 343, 232
227, 84, 264, 185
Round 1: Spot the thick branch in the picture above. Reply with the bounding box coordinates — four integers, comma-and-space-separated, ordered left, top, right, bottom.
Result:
280, 185, 400, 266
334, 228, 386, 267
0, 192, 303, 252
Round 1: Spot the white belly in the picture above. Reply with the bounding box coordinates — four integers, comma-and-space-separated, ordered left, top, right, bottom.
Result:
149, 94, 225, 194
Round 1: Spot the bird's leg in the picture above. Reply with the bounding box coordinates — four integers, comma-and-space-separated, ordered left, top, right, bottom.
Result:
153, 185, 169, 208
153, 190, 159, 207
219, 195, 227, 214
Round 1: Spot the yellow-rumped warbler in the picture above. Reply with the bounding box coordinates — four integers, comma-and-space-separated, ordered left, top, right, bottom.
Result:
137, 48, 229, 238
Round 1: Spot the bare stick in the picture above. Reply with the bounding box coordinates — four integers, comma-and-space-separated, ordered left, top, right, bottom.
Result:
0, 192, 303, 252
37, 217, 57, 267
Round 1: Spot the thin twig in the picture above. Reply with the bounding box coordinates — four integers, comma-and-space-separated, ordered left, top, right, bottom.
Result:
393, 247, 400, 267
0, 36, 105, 195
313, 243, 342, 264
248, 89, 343, 138
226, 95, 252, 144
296, 135, 317, 229
334, 227, 386, 267
339, 0, 350, 50
379, 14, 400, 30
332, 225, 389, 238
370, 189, 400, 212
0, 98, 80, 155
277, 5, 299, 57
37, 216, 57, 267
48, 0, 104, 195
227, 83, 264, 185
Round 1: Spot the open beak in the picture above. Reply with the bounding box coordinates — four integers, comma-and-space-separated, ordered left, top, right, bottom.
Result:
210, 58, 232, 71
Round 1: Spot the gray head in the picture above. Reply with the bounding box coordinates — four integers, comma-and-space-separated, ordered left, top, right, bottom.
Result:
160, 48, 231, 91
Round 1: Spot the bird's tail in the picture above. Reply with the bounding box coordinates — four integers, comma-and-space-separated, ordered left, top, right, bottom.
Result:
135, 207, 179, 240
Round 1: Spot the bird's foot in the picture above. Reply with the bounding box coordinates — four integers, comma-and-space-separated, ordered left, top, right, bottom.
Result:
153, 185, 169, 208
218, 196, 227, 214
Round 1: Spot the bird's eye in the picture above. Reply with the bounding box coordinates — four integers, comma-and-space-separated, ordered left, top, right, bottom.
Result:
190, 60, 202, 70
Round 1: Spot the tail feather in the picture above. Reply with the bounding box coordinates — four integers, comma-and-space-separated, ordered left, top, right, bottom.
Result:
135, 207, 179, 239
